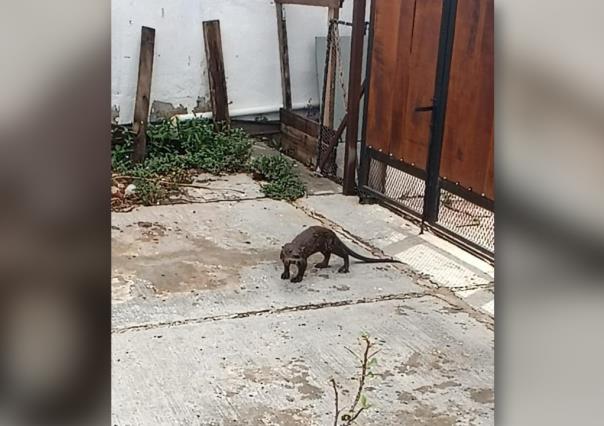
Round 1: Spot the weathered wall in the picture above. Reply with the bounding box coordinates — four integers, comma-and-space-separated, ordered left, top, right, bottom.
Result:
111, 0, 356, 124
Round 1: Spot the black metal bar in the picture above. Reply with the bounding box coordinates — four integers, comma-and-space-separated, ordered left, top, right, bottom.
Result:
342, 0, 367, 195
422, 0, 458, 223
366, 148, 427, 181
357, 0, 377, 197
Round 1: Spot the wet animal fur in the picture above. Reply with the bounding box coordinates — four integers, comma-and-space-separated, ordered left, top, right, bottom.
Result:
280, 226, 401, 282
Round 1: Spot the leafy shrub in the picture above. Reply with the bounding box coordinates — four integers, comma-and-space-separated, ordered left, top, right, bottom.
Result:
250, 155, 306, 201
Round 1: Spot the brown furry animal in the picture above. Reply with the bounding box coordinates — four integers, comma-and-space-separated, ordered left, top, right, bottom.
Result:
280, 226, 401, 282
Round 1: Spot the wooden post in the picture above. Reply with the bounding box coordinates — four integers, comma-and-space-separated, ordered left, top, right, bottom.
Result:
131, 26, 155, 163
322, 7, 339, 128
342, 0, 366, 195
275, 4, 293, 110
203, 20, 231, 127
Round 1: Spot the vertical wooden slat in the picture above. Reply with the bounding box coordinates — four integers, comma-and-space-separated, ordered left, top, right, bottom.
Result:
387, 0, 416, 159
364, 1, 403, 153
397, 0, 443, 168
131, 26, 155, 163
203, 20, 231, 127
440, 0, 494, 199
342, 0, 366, 195
322, 7, 339, 128
275, 4, 293, 110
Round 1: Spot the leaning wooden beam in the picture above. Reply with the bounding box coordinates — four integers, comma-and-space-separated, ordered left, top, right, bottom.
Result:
203, 20, 231, 127
275, 3, 293, 110
343, 0, 366, 195
275, 0, 341, 8
131, 26, 155, 163
317, 80, 366, 172
322, 6, 339, 129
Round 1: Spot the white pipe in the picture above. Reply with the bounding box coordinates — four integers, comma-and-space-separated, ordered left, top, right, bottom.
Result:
172, 101, 319, 121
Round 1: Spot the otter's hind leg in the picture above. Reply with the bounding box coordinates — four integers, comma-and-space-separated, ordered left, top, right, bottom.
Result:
332, 241, 350, 273
315, 251, 331, 268
337, 254, 349, 273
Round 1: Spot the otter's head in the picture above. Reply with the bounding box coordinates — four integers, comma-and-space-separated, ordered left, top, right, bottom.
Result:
280, 243, 302, 263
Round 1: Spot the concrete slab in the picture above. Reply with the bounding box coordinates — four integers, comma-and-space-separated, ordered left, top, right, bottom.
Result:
112, 297, 494, 426
112, 170, 494, 425
112, 199, 422, 331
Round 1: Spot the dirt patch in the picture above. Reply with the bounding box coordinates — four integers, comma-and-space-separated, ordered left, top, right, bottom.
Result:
224, 407, 311, 426
398, 403, 458, 426
112, 222, 277, 294
243, 367, 284, 386
397, 390, 417, 403
414, 380, 461, 395
469, 387, 494, 404
287, 359, 325, 401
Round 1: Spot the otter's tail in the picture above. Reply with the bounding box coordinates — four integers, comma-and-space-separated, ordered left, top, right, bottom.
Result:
344, 245, 401, 264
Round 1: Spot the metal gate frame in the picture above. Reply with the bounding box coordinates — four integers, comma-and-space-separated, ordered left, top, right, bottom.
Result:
357, 0, 494, 262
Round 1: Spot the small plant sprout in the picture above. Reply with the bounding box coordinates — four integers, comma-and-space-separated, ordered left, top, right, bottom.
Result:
330, 334, 381, 425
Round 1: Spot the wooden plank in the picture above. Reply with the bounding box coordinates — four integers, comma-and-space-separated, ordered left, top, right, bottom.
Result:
387, 0, 417, 160
440, 0, 494, 200
365, 1, 403, 154
280, 108, 320, 138
281, 125, 318, 155
322, 7, 339, 129
275, 4, 293, 110
203, 20, 230, 127
131, 26, 155, 163
396, 0, 443, 169
318, 79, 366, 172
342, 0, 366, 195
276, 0, 341, 8
280, 124, 319, 166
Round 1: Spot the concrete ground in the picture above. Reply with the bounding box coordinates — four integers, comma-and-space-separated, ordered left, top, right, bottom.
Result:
112, 149, 494, 425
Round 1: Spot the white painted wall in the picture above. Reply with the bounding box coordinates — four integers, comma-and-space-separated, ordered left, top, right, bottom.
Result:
112, 0, 357, 124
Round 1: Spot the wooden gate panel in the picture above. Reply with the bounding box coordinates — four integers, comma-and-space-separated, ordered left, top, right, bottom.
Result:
440, 0, 494, 199
366, 0, 442, 170
365, 1, 404, 153
393, 0, 443, 167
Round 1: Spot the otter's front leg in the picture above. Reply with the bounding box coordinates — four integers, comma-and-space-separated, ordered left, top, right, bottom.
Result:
290, 259, 307, 283
281, 260, 291, 279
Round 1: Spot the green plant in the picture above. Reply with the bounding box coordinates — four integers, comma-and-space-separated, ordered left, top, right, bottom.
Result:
330, 334, 380, 426
133, 178, 168, 206
111, 118, 256, 207
250, 154, 306, 201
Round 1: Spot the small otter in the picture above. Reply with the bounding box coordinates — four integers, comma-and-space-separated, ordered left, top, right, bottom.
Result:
280, 226, 401, 282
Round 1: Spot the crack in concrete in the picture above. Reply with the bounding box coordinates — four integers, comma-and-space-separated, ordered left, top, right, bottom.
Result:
112, 291, 429, 334
445, 282, 494, 292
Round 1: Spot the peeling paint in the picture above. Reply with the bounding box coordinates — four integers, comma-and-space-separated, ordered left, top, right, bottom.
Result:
149, 100, 187, 121
193, 96, 212, 114
111, 105, 120, 124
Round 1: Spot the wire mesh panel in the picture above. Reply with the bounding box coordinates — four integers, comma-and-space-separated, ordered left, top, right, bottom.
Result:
366, 157, 425, 216
437, 189, 495, 253
317, 126, 338, 176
